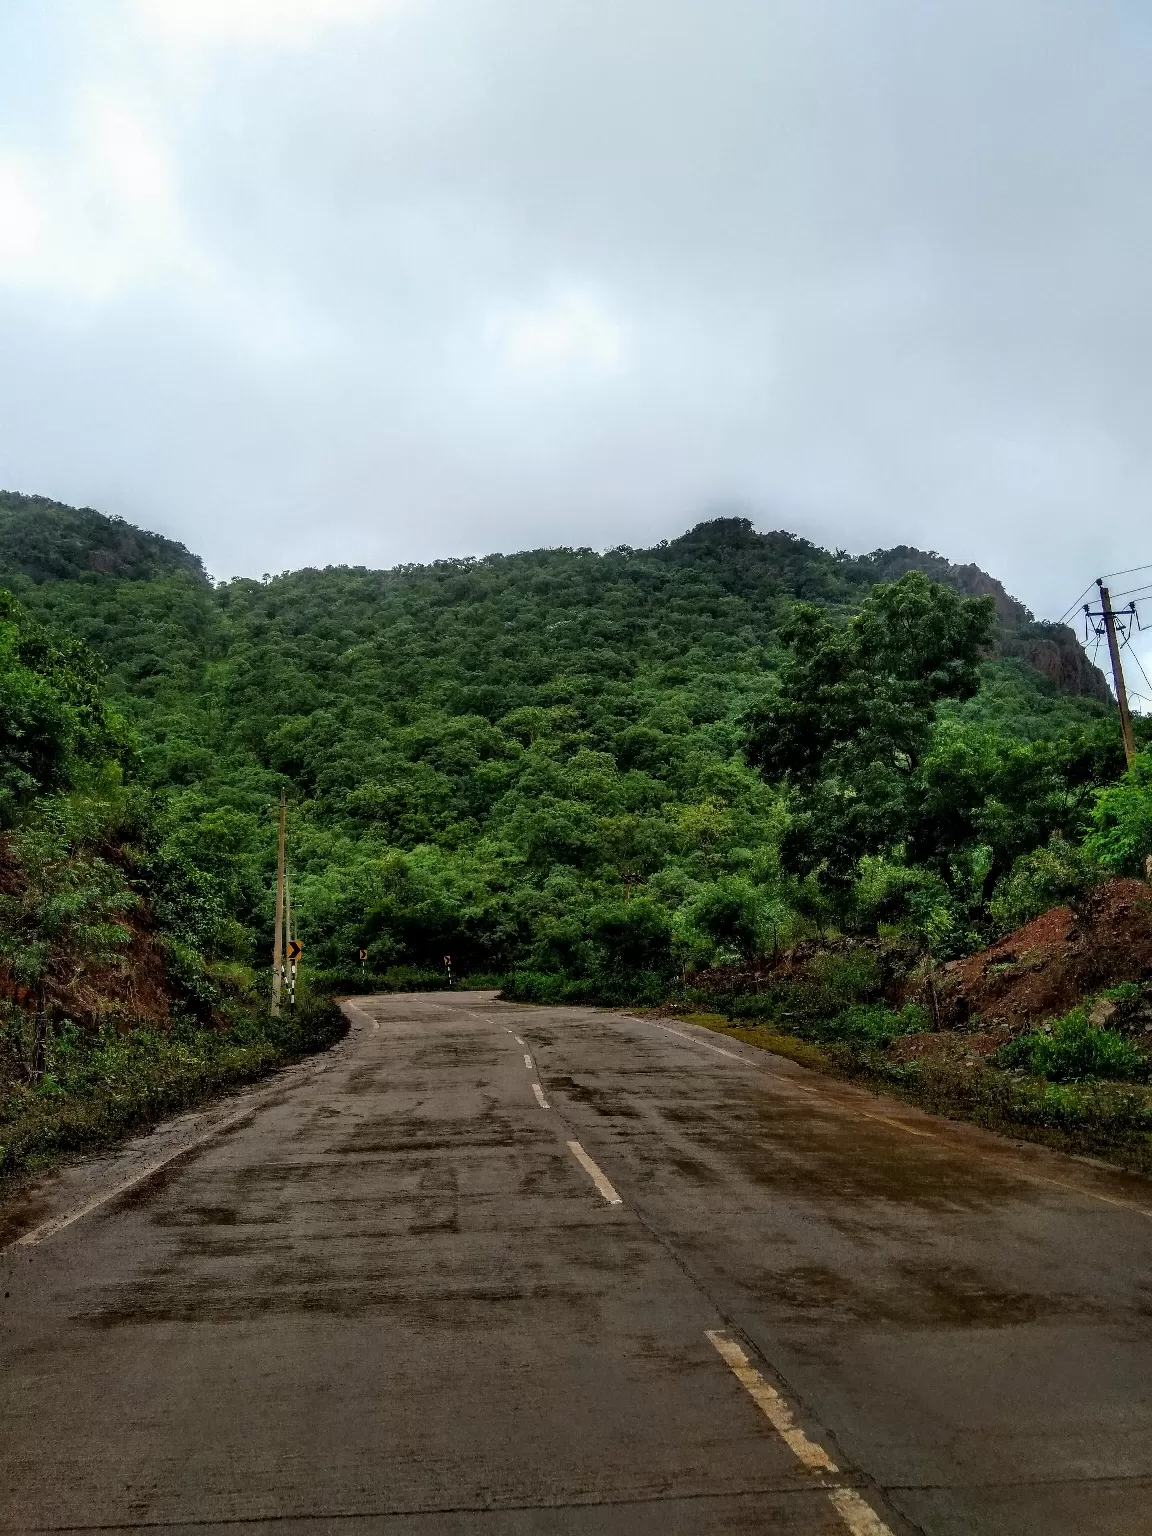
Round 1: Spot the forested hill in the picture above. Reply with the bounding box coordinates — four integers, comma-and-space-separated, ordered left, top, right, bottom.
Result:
1, 496, 1136, 995
0, 491, 207, 586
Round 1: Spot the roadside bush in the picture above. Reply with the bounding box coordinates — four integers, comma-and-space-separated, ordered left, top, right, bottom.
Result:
1083, 755, 1152, 876
817, 1001, 930, 1049
807, 948, 883, 1009
996, 1001, 1150, 1082
502, 970, 594, 1005
0, 994, 345, 1178
989, 835, 1104, 934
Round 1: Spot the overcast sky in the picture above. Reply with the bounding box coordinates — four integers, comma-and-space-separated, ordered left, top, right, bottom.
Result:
1, 0, 1152, 694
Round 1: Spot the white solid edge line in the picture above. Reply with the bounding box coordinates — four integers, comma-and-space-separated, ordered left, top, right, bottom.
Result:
706, 1330, 838, 1473
643, 1019, 816, 1091
6, 1099, 261, 1253
567, 1141, 622, 1205
531, 1082, 550, 1109
827, 1488, 895, 1536
645, 1014, 1152, 1219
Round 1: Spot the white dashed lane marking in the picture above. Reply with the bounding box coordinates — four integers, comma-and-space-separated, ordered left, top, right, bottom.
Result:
531, 1082, 550, 1109
523, 1053, 534, 1069
567, 1142, 623, 1205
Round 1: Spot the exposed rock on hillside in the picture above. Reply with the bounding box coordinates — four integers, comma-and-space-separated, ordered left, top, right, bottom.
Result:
862, 544, 1112, 703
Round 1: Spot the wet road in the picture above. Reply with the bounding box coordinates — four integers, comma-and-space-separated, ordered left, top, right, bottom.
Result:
3, 992, 1152, 1535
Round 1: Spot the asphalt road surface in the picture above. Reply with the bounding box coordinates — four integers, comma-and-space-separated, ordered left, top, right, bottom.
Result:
4, 992, 1152, 1535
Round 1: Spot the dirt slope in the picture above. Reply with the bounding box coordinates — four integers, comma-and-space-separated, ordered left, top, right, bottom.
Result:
934, 878, 1152, 1032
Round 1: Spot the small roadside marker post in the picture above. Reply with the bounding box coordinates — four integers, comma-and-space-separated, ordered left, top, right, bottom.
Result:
287, 939, 303, 1008
443, 954, 452, 989
359, 948, 367, 985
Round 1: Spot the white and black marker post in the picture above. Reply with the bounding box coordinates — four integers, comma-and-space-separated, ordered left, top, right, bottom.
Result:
443, 954, 452, 988
288, 938, 302, 1006
285, 870, 293, 1006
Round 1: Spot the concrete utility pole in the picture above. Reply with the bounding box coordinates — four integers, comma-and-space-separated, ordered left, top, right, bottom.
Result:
1094, 581, 1138, 769
271, 789, 287, 1016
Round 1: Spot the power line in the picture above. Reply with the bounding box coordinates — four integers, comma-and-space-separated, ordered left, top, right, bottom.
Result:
1058, 583, 1099, 625
1120, 628, 1152, 710
1099, 560, 1152, 583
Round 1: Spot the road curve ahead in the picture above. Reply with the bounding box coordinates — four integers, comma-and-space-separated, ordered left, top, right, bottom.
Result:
4, 993, 1152, 1535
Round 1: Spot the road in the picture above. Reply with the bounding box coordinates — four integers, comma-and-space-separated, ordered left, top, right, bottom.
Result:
3, 992, 1152, 1535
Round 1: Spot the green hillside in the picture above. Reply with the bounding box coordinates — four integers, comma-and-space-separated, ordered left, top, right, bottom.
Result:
4, 498, 1142, 1006
0, 491, 207, 587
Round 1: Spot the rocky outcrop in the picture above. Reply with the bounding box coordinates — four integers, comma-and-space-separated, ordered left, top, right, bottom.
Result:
861, 545, 1112, 702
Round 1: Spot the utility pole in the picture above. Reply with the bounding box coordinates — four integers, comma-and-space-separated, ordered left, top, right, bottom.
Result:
1088, 581, 1138, 769
271, 788, 286, 1016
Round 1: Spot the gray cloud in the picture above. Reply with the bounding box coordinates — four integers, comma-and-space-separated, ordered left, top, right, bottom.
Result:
1, 0, 1151, 695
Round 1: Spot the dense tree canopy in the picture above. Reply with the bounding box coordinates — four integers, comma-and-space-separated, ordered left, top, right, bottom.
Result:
3, 500, 1146, 1001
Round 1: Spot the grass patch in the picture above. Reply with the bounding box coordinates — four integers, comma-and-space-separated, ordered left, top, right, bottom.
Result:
679, 1015, 831, 1072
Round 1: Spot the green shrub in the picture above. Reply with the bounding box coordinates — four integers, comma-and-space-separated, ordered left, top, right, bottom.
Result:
502, 970, 594, 1005
819, 1001, 930, 1048
997, 1003, 1150, 1082
807, 948, 882, 1008
1083, 754, 1152, 876
0, 996, 345, 1177
989, 836, 1103, 933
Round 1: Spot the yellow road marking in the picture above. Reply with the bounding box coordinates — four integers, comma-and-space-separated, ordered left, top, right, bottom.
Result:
1014, 1170, 1152, 1220
646, 1020, 820, 1092
707, 1331, 895, 1535
567, 1141, 623, 1205
531, 1082, 550, 1109
707, 1330, 838, 1472
828, 1488, 895, 1535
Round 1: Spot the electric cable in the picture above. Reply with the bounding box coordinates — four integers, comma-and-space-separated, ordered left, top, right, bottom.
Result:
1058, 583, 1099, 625
1100, 560, 1152, 582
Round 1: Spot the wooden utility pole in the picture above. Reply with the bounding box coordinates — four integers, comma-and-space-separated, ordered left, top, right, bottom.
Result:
271, 788, 287, 1016
1096, 581, 1138, 768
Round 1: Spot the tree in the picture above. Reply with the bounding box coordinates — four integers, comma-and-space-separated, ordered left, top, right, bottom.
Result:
1083, 754, 1152, 876
747, 574, 995, 902
681, 876, 772, 962
0, 818, 136, 1079
0, 590, 124, 825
